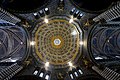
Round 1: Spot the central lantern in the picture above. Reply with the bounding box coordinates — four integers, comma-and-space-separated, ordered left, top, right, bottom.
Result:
32, 18, 82, 67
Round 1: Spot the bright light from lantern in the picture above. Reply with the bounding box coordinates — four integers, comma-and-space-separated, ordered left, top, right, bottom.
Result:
45, 62, 49, 67
71, 30, 77, 35
30, 41, 35, 46
69, 18, 74, 23
68, 62, 73, 67
44, 18, 49, 23
79, 41, 84, 45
